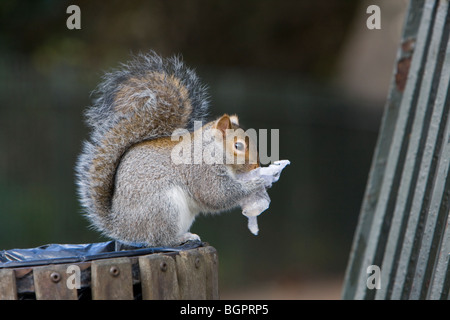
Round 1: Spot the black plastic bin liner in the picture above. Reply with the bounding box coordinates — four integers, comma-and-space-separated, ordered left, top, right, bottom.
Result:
0, 240, 202, 268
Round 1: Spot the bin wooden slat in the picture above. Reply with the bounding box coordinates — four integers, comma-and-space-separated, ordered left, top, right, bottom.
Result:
33, 264, 78, 300
0, 269, 17, 300
176, 249, 207, 300
198, 246, 219, 300
91, 257, 134, 300
139, 253, 179, 300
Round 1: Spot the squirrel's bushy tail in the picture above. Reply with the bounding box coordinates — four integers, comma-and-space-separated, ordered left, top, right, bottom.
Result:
75, 52, 209, 232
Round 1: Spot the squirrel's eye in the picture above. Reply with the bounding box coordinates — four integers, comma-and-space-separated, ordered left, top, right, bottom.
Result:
234, 141, 245, 151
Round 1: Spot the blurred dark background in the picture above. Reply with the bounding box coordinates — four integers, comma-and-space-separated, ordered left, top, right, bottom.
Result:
0, 0, 408, 298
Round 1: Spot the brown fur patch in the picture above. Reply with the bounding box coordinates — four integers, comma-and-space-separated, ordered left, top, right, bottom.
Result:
134, 135, 180, 149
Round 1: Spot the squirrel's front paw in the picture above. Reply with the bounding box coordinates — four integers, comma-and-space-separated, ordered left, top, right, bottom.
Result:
244, 177, 266, 190
177, 232, 201, 244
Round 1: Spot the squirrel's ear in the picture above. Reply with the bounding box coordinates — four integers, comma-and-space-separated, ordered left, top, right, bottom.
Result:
214, 114, 232, 135
230, 114, 239, 126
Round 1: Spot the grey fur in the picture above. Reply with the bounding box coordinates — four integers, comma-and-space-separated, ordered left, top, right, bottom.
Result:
75, 52, 263, 246
109, 132, 265, 246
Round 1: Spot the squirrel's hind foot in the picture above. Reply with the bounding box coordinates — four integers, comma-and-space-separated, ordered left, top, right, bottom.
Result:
177, 232, 201, 244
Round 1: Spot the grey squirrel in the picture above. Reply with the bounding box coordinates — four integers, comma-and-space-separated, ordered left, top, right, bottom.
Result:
75, 52, 265, 246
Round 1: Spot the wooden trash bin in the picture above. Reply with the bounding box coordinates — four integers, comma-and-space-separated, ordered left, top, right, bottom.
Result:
0, 242, 219, 300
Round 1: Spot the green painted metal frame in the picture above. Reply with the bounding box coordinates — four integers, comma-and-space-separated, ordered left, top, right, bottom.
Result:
343, 0, 450, 300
